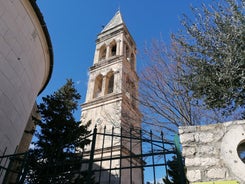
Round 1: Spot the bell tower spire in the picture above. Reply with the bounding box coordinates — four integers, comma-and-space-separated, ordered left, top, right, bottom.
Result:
101, 11, 123, 33
81, 11, 142, 184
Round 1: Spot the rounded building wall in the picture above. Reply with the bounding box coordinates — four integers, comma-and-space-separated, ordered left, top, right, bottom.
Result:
0, 0, 52, 155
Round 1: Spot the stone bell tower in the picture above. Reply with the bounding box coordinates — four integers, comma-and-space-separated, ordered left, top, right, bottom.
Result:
81, 11, 142, 184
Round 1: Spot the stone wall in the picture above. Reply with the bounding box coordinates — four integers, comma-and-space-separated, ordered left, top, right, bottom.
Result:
179, 120, 245, 184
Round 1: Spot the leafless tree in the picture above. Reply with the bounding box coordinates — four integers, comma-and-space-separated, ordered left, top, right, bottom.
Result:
139, 39, 238, 136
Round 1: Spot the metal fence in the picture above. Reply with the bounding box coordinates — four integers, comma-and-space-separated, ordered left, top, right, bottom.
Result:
0, 148, 28, 183
0, 126, 187, 184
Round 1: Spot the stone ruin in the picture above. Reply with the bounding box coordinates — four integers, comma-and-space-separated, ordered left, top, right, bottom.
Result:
179, 120, 245, 184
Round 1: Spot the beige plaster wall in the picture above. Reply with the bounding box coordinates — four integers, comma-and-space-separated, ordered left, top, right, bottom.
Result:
0, 0, 51, 155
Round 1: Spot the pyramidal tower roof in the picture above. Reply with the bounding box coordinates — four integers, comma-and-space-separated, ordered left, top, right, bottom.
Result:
101, 11, 124, 33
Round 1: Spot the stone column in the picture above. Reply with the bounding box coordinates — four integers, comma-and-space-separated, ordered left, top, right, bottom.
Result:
101, 75, 107, 96
106, 45, 110, 59
116, 40, 121, 55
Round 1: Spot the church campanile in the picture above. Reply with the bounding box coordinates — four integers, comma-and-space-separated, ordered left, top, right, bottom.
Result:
81, 11, 142, 184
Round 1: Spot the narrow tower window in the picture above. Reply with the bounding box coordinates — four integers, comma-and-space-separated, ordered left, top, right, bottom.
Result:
108, 75, 114, 93
99, 45, 106, 61
125, 44, 130, 58
93, 74, 103, 98
110, 41, 117, 57
105, 72, 114, 94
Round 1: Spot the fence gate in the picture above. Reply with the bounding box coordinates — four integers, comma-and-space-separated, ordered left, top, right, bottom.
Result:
0, 126, 187, 184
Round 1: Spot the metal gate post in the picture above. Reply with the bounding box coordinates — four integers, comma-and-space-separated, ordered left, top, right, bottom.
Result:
87, 126, 97, 183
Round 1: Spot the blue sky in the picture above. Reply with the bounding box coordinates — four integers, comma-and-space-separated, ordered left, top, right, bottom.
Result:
36, 1, 214, 182
36, 0, 213, 119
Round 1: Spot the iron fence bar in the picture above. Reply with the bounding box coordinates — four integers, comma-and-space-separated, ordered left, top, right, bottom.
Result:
83, 150, 176, 164
119, 127, 122, 184
130, 127, 133, 184
98, 126, 106, 183
109, 126, 114, 184
113, 156, 151, 176
140, 129, 144, 184
0, 165, 20, 173
87, 126, 97, 183
82, 150, 172, 181
0, 147, 7, 165
97, 131, 175, 146
18, 152, 30, 184
89, 146, 176, 157
16, 154, 25, 183
78, 132, 95, 140
150, 130, 156, 184
0, 147, 8, 177
0, 147, 6, 177
2, 146, 19, 184
142, 140, 175, 152
90, 162, 169, 172
142, 138, 175, 145
0, 152, 29, 159
79, 146, 85, 180
161, 131, 169, 179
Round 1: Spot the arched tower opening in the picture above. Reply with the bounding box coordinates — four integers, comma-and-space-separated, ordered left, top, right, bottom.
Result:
105, 71, 114, 94
99, 44, 106, 61
93, 74, 103, 98
110, 40, 117, 57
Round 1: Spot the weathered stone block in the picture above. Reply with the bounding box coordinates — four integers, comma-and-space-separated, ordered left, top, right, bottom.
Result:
185, 157, 199, 167
180, 133, 195, 144
178, 128, 185, 134
179, 126, 197, 133
200, 157, 220, 167
195, 132, 213, 143
182, 147, 196, 157
197, 124, 220, 131
187, 170, 201, 182
198, 145, 218, 156
185, 157, 219, 167
206, 168, 226, 179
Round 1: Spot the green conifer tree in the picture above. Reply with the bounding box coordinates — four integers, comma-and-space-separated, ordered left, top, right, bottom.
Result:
26, 79, 93, 183
163, 156, 188, 184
